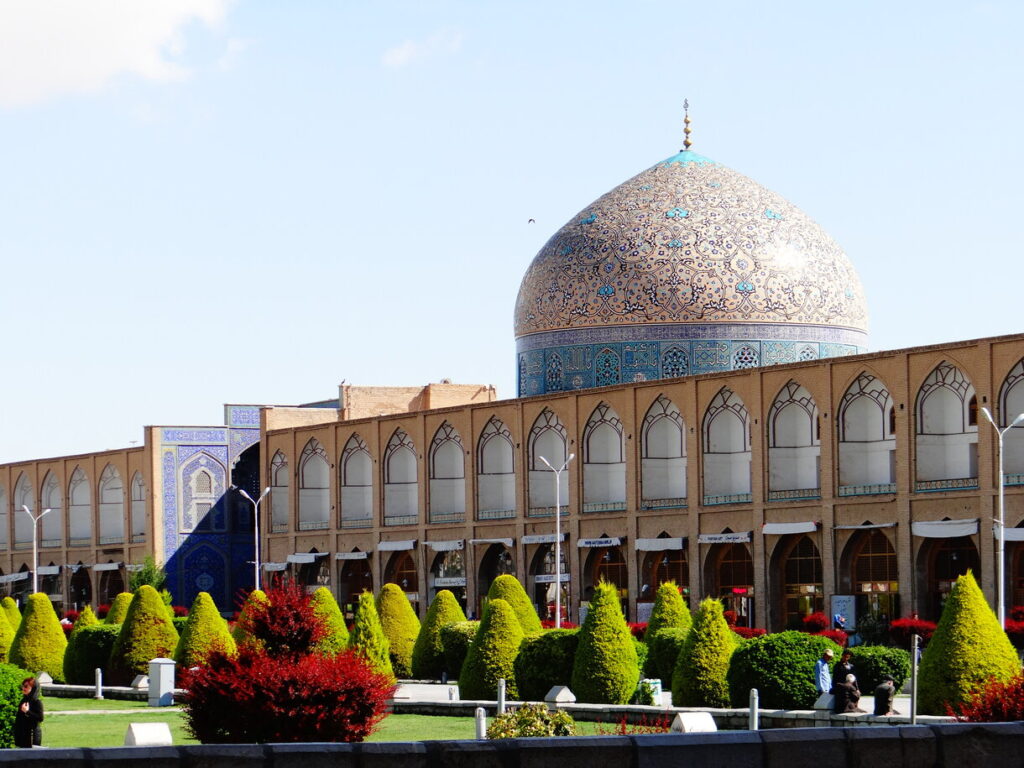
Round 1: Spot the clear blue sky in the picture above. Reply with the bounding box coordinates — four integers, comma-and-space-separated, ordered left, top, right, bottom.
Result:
1, 0, 1020, 463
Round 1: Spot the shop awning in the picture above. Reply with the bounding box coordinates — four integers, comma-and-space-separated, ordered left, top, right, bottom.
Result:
997, 526, 1024, 542
93, 563, 122, 571
470, 538, 514, 548
697, 532, 752, 544
425, 540, 464, 552
378, 540, 416, 551
335, 551, 369, 560
635, 537, 685, 551
262, 562, 288, 572
522, 533, 566, 545
762, 521, 818, 535
577, 537, 622, 548
36, 566, 61, 576
287, 552, 329, 564
911, 519, 979, 538
833, 522, 897, 530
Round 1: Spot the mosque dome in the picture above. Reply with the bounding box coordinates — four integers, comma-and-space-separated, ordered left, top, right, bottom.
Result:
514, 146, 868, 396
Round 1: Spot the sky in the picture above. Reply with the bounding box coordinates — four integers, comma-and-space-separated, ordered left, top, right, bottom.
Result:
1, 0, 1022, 463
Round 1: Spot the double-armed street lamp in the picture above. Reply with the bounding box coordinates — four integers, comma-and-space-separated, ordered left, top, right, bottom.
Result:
980, 407, 1024, 626
21, 505, 52, 594
234, 486, 271, 591
538, 453, 575, 629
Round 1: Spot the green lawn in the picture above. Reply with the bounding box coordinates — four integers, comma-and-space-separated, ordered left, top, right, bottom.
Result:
45, 696, 164, 712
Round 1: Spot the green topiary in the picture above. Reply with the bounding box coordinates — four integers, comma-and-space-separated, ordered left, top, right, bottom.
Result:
174, 592, 236, 668
310, 587, 349, 657
672, 598, 736, 707
440, 620, 478, 679
9, 593, 68, 682
376, 584, 420, 678
411, 589, 467, 679
231, 589, 268, 650
61, 606, 99, 683
349, 591, 394, 680
648, 627, 688, 688
570, 581, 639, 704
104, 592, 133, 625
850, 645, 911, 693
159, 589, 176, 623
459, 599, 524, 700
0, 662, 31, 748
0, 611, 13, 665
1, 598, 21, 633
71, 605, 99, 635
108, 585, 180, 685
919, 570, 1021, 714
64, 624, 119, 684
514, 628, 579, 701
644, 582, 691, 676
487, 575, 542, 635
727, 630, 842, 709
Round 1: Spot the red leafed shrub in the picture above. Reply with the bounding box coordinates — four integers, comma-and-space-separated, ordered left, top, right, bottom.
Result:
814, 629, 848, 647
889, 616, 936, 647
723, 610, 738, 627
802, 612, 829, 633
733, 626, 768, 639
242, 583, 327, 659
627, 622, 648, 641
540, 620, 578, 630
950, 673, 1024, 721
173, 605, 189, 617
596, 713, 673, 735
64, 610, 80, 624
1004, 619, 1024, 649
96, 604, 111, 619
1011, 606, 1024, 622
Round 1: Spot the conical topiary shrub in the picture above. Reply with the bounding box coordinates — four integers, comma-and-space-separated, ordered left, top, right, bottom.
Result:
2, 598, 21, 633
672, 598, 736, 707
377, 583, 420, 678
349, 591, 393, 680
108, 585, 180, 685
104, 592, 133, 625
9, 593, 68, 682
919, 570, 1021, 714
231, 589, 268, 650
310, 587, 349, 656
0, 611, 12, 665
487, 575, 542, 635
412, 589, 467, 679
459, 598, 525, 700
62, 605, 99, 683
644, 581, 691, 677
174, 592, 236, 667
571, 581, 639, 704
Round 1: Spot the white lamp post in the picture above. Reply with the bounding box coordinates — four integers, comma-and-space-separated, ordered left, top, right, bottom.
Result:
236, 487, 271, 592
21, 505, 51, 594
538, 453, 574, 628
980, 406, 1024, 626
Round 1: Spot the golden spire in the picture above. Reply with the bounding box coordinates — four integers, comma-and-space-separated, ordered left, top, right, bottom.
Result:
683, 99, 692, 151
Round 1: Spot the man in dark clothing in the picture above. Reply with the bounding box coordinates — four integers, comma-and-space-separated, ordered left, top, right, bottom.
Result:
832, 650, 857, 692
833, 674, 865, 714
873, 675, 899, 716
13, 676, 43, 748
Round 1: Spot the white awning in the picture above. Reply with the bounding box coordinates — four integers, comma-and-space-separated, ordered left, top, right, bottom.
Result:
698, 532, 752, 544
577, 537, 622, 548
36, 566, 61, 576
470, 538, 514, 548
912, 519, 979, 538
263, 562, 288, 572
433, 577, 467, 587
378, 540, 416, 552
66, 564, 90, 573
287, 552, 329, 564
833, 522, 897, 530
425, 540, 464, 552
635, 537, 685, 552
997, 526, 1024, 542
335, 551, 369, 560
0, 573, 28, 584
762, 521, 818, 536
125, 564, 144, 572
522, 533, 566, 545
93, 563, 122, 572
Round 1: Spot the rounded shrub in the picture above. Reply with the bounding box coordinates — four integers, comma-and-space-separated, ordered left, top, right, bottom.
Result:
411, 589, 467, 679
672, 598, 736, 707
646, 582, 692, 640
850, 645, 911, 692
727, 630, 842, 710
919, 570, 1021, 714
648, 627, 688, 688
486, 703, 577, 738
570, 581, 639, 704
104, 592, 133, 625
61, 605, 99, 682
9, 593, 68, 682
174, 592, 236, 668
64, 624, 120, 684
514, 628, 579, 701
231, 589, 268, 650
459, 599, 524, 700
0, 662, 31, 748
1, 598, 21, 633
440, 620, 478, 679
108, 585, 180, 685
487, 575, 542, 635
376, 584, 420, 678
310, 587, 349, 657
348, 592, 393, 680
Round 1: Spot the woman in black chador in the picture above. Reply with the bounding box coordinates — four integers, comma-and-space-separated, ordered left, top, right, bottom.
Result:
13, 676, 43, 748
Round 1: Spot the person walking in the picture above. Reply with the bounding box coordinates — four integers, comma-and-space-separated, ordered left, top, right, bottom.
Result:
13, 676, 43, 748
814, 648, 835, 694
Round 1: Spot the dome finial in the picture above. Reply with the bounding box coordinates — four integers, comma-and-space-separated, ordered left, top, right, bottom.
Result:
683, 99, 692, 151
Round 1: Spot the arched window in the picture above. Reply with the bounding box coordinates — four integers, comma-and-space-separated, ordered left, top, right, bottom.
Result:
915, 362, 978, 489
384, 429, 418, 525
384, 551, 419, 611
428, 422, 465, 523
530, 543, 569, 623
0, 485, 7, 550
702, 388, 752, 504
67, 468, 92, 546
714, 543, 754, 627
779, 534, 823, 628
14, 473, 36, 547
429, 549, 466, 608
582, 403, 626, 512
270, 451, 290, 532
40, 472, 63, 547
641, 395, 686, 509
850, 529, 899, 621
130, 472, 146, 542
528, 409, 568, 515
639, 542, 688, 604
298, 439, 330, 531
586, 546, 627, 609
477, 418, 515, 520
838, 373, 896, 494
98, 464, 124, 545
767, 381, 820, 499
340, 434, 372, 528
998, 359, 1024, 478
924, 536, 979, 619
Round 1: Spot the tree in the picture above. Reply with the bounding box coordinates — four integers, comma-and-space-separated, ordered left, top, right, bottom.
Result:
104, 592, 133, 625
672, 598, 736, 707
108, 585, 180, 685
514, 628, 579, 701
459, 599, 524, 700
644, 581, 691, 677
349, 592, 393, 680
1, 598, 21, 633
570, 581, 639, 704
129, 555, 167, 593
487, 575, 542, 635
9, 593, 68, 682
174, 592, 237, 667
919, 570, 1021, 715
231, 589, 268, 650
411, 589, 467, 679
310, 587, 349, 656
376, 584, 420, 678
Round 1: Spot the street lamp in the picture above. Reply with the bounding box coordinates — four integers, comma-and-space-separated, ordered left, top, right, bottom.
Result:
234, 486, 271, 591
538, 453, 575, 628
980, 406, 1024, 626
21, 505, 51, 594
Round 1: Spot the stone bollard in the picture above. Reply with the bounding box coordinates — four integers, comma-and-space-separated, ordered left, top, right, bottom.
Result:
94, 668, 104, 700
148, 658, 175, 707
475, 707, 487, 739
749, 688, 759, 730
497, 678, 506, 714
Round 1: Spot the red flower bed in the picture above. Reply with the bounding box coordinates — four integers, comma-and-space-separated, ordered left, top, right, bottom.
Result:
596, 713, 673, 735
627, 622, 648, 640
733, 626, 768, 639
173, 605, 189, 617
96, 604, 110, 619
802, 612, 829, 633
1005, 619, 1024, 649
951, 673, 1024, 721
540, 620, 578, 629
64, 609, 80, 624
889, 615, 936, 647
814, 629, 848, 647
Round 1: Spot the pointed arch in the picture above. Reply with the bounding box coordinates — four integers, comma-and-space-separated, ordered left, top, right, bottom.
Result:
340, 434, 372, 528
270, 450, 290, 532
528, 409, 568, 513
767, 381, 820, 499
98, 464, 125, 544
702, 388, 752, 503
130, 471, 146, 542
67, 468, 92, 546
298, 439, 330, 531
477, 417, 516, 520
641, 395, 687, 508
0, 484, 7, 550
915, 362, 978, 488
837, 373, 896, 494
998, 359, 1024, 477
181, 452, 225, 533
595, 348, 621, 387
384, 429, 418, 524
429, 422, 465, 523
582, 402, 626, 512
40, 471, 63, 547
774, 534, 823, 628
13, 473, 36, 547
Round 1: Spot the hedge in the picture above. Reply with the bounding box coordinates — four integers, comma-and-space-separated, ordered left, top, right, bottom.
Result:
174, 592, 236, 668
487, 575, 542, 635
459, 599, 524, 699
376, 584, 420, 678
440, 621, 478, 680
514, 628, 579, 701
61, 606, 99, 683
850, 645, 911, 692
63, 624, 120, 685
648, 627, 687, 688
108, 585, 180, 685
411, 589, 466, 679
0, 663, 30, 748
570, 582, 639, 704
9, 593, 68, 682
727, 631, 842, 710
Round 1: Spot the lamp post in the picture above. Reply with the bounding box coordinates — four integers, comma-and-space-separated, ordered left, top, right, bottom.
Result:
538, 453, 575, 628
235, 487, 271, 591
21, 505, 51, 594
980, 407, 1024, 626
